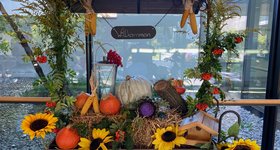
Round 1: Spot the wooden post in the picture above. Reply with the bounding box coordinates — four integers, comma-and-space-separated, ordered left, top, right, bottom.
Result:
154, 80, 187, 114
0, 2, 46, 80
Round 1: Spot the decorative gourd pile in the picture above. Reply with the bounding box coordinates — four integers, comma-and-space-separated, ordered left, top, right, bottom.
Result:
63, 75, 186, 149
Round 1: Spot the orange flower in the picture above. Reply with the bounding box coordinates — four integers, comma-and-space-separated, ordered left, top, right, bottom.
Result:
196, 103, 208, 111
212, 48, 224, 55
235, 37, 243, 44
201, 73, 212, 80
213, 87, 220, 94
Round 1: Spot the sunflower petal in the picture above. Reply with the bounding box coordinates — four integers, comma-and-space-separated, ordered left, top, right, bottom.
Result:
103, 136, 113, 143
100, 129, 110, 139
100, 143, 108, 150
78, 138, 91, 148
166, 126, 173, 131
174, 137, 187, 145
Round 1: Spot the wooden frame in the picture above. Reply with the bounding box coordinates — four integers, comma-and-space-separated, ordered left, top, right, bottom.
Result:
0, 97, 51, 103
1, 97, 280, 105
217, 99, 280, 106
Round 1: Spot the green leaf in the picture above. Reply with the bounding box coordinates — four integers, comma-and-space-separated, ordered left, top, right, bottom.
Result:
33, 79, 43, 87
124, 133, 134, 150
55, 101, 62, 112
195, 142, 212, 150
22, 54, 32, 63
67, 69, 77, 78
73, 123, 88, 137
228, 122, 240, 137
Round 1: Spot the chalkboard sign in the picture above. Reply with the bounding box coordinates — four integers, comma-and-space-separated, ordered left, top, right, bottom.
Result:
111, 26, 156, 39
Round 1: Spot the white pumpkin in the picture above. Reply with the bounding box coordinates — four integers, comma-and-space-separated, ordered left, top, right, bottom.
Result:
116, 75, 152, 105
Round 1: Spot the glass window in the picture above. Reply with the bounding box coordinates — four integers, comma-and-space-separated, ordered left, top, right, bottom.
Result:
94, 14, 199, 82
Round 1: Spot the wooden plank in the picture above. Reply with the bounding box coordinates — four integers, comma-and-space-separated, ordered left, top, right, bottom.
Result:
185, 139, 210, 146
200, 111, 219, 122
0, 97, 280, 105
0, 97, 51, 103
215, 99, 280, 106
197, 123, 219, 135
179, 122, 199, 131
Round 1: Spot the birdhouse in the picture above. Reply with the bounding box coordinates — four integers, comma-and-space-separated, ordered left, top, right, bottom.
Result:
179, 111, 219, 146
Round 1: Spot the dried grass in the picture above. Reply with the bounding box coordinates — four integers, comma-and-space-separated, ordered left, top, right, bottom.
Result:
70, 111, 124, 138
131, 109, 182, 148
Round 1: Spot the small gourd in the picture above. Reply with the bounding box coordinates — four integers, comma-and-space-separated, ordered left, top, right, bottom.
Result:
75, 92, 90, 109
100, 94, 121, 115
56, 125, 80, 149
138, 100, 156, 118
116, 75, 152, 105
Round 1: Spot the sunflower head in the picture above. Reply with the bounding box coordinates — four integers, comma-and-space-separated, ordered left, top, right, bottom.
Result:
227, 139, 260, 150
151, 125, 187, 150
78, 128, 113, 150
21, 113, 58, 140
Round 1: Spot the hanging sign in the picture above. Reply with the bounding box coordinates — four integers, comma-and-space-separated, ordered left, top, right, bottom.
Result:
111, 26, 156, 39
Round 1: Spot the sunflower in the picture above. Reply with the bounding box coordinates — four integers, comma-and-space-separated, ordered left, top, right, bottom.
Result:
217, 142, 229, 150
227, 139, 260, 150
78, 128, 113, 150
21, 113, 58, 140
151, 125, 187, 150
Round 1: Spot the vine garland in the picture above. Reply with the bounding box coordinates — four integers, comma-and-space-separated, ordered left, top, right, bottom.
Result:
15, 0, 83, 128
184, 0, 245, 116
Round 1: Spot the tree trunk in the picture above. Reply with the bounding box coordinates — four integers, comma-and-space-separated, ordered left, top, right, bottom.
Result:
0, 2, 46, 80
154, 80, 187, 114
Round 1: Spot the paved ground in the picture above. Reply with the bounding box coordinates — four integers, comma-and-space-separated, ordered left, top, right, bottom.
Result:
0, 78, 53, 149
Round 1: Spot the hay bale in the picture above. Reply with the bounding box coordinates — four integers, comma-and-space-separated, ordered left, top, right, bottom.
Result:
131, 109, 182, 148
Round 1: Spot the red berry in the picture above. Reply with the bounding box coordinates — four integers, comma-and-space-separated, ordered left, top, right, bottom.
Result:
115, 130, 125, 142
36, 55, 47, 63
235, 37, 243, 44
46, 101, 56, 108
201, 73, 212, 81
212, 87, 220, 94
212, 48, 224, 55
107, 50, 123, 67
196, 103, 208, 111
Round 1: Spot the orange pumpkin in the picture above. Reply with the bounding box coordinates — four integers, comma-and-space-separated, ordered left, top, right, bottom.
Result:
56, 125, 80, 149
100, 94, 121, 115
75, 92, 90, 109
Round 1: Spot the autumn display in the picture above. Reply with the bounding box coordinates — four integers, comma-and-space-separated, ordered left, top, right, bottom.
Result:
17, 0, 261, 149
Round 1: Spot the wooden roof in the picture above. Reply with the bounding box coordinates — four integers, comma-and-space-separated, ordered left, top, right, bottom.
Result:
179, 111, 219, 135
66, 0, 184, 14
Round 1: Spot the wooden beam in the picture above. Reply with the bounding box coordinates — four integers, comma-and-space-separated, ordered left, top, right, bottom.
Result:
215, 99, 280, 106
0, 97, 280, 105
0, 97, 51, 103
68, 0, 183, 14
